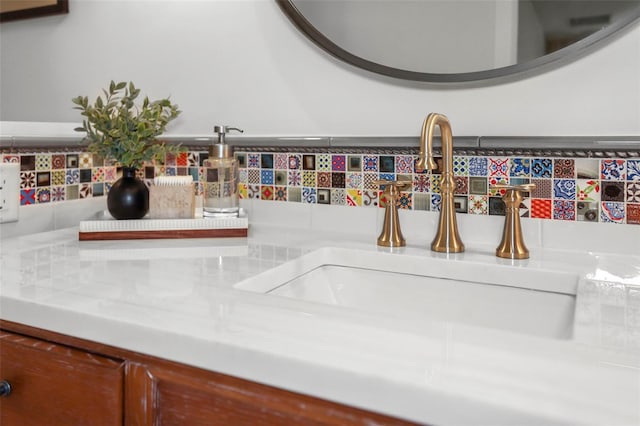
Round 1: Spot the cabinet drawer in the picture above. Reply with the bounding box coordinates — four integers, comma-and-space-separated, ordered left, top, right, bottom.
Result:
0, 331, 124, 426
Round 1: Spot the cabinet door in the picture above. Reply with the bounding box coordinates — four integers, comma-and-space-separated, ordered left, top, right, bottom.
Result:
0, 331, 124, 426
126, 361, 416, 426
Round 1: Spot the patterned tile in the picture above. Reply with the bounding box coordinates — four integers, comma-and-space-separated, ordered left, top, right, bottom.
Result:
79, 183, 93, 198
489, 197, 505, 216
288, 154, 301, 170
261, 170, 274, 185
261, 185, 274, 200
601, 159, 626, 180
331, 172, 345, 188
601, 202, 625, 223
247, 153, 260, 168
66, 185, 79, 200
553, 200, 575, 220
362, 190, 379, 208
347, 155, 362, 172
488, 157, 509, 178
379, 156, 395, 173
346, 172, 363, 189
238, 183, 248, 199
271, 153, 286, 170
302, 187, 317, 203
468, 157, 488, 177
176, 152, 188, 167
302, 155, 315, 170
65, 169, 80, 185
469, 177, 487, 195
317, 172, 331, 188
413, 174, 430, 193
531, 199, 552, 219
430, 175, 441, 194
601, 182, 625, 202
553, 179, 576, 200
454, 176, 468, 195
274, 170, 287, 186
248, 169, 260, 185
627, 203, 640, 224
531, 158, 552, 178
20, 189, 35, 205
331, 189, 346, 205
627, 182, 640, 203
261, 154, 274, 169
489, 177, 509, 196
2, 154, 19, 163
51, 170, 65, 186
288, 170, 301, 187
316, 154, 330, 171
454, 195, 468, 214
453, 156, 468, 176
530, 179, 551, 199
79, 153, 93, 168
397, 192, 412, 210
20, 155, 35, 171
363, 173, 378, 190
510, 158, 530, 177
165, 152, 177, 166
346, 189, 362, 206
331, 155, 346, 171
51, 154, 65, 170
577, 201, 599, 222
247, 185, 260, 199
413, 194, 429, 211
379, 173, 395, 182
20, 171, 35, 189
575, 158, 600, 179
51, 186, 65, 202
395, 155, 413, 174
92, 168, 105, 183
288, 187, 301, 202
36, 172, 50, 187
431, 194, 442, 212
576, 179, 600, 202
188, 152, 199, 167
363, 155, 378, 172
627, 160, 640, 181
316, 189, 330, 204
554, 159, 575, 178
36, 154, 51, 171
468, 195, 487, 215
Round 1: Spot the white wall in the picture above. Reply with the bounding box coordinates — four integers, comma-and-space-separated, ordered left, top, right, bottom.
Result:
1, 0, 639, 137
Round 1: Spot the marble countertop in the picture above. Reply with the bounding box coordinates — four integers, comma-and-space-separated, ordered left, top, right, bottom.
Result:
1, 203, 639, 425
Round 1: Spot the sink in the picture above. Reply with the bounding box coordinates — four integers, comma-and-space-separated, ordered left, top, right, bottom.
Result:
234, 248, 579, 339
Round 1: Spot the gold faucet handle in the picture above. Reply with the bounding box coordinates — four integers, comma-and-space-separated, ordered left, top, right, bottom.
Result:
492, 183, 536, 259
373, 180, 410, 247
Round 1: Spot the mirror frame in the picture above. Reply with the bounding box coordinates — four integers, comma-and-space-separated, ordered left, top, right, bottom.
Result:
277, 0, 640, 83
0, 0, 68, 23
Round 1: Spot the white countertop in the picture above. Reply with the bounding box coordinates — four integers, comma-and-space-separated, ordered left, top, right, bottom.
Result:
1, 201, 639, 425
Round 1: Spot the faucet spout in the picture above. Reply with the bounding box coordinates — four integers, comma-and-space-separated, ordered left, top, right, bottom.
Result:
418, 113, 465, 253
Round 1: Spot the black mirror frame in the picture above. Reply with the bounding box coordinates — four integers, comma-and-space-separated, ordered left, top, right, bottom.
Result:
277, 0, 640, 84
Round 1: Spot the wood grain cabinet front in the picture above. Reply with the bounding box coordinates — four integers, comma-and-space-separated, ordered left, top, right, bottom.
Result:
0, 331, 124, 426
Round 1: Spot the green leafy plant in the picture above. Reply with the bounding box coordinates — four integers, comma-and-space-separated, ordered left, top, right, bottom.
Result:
72, 81, 181, 169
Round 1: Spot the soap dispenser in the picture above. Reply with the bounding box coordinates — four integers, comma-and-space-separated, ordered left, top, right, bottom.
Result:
203, 125, 244, 218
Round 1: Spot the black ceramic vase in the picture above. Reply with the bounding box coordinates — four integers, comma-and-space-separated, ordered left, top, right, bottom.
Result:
107, 167, 149, 220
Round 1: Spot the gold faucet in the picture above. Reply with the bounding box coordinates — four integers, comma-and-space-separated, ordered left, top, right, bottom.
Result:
416, 113, 464, 253
375, 179, 410, 247
493, 183, 536, 259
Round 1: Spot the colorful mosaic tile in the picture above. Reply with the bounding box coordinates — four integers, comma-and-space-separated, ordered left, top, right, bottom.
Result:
363, 173, 378, 190
627, 160, 640, 181
248, 169, 260, 184
532, 158, 552, 178
346, 189, 362, 206
51, 154, 65, 169
530, 179, 551, 199
79, 183, 92, 198
51, 170, 65, 186
627, 203, 640, 224
317, 189, 330, 204
261, 185, 274, 200
346, 172, 363, 189
489, 197, 505, 216
20, 155, 35, 171
331, 155, 346, 171
379, 156, 395, 173
531, 199, 552, 219
261, 170, 274, 185
413, 174, 430, 193
66, 185, 79, 200
362, 190, 379, 207
575, 158, 600, 179
397, 192, 412, 210
316, 154, 330, 171
286, 154, 301, 170
489, 177, 509, 196
20, 171, 35, 189
247, 184, 260, 199
510, 158, 530, 177
92, 168, 105, 183
553, 179, 576, 200
36, 154, 51, 171
601, 182, 625, 202
431, 194, 442, 212
488, 157, 509, 178
274, 154, 288, 170
577, 201, 599, 222
454, 176, 468, 195
468, 195, 488, 215
395, 155, 413, 174
468, 157, 487, 176
51, 186, 65, 202
453, 156, 468, 176
20, 189, 35, 205
576, 179, 600, 202
363, 155, 378, 172
601, 159, 626, 181
554, 159, 575, 178
79, 153, 93, 168
302, 155, 315, 170
302, 187, 317, 203
627, 182, 640, 203
430, 175, 441, 194
288, 170, 301, 187
347, 156, 362, 172
188, 152, 199, 167
261, 154, 274, 169
288, 187, 301, 202
553, 200, 575, 221
247, 154, 260, 168
331, 189, 346, 205
601, 201, 625, 223
331, 172, 345, 188
317, 172, 331, 188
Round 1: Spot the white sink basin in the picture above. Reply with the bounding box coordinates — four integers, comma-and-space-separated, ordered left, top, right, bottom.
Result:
234, 248, 579, 339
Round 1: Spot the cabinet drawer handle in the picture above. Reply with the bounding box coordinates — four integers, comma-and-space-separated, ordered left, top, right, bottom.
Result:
0, 380, 11, 397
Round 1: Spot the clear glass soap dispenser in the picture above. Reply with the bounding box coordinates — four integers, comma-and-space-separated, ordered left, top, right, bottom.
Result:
203, 125, 243, 218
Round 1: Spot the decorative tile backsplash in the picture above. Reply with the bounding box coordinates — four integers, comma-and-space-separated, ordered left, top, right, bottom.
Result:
2, 148, 639, 225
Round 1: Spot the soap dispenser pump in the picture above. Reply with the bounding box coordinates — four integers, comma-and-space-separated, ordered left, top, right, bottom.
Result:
203, 125, 244, 218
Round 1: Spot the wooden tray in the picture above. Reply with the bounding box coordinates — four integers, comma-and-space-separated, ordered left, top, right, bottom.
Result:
79, 214, 248, 241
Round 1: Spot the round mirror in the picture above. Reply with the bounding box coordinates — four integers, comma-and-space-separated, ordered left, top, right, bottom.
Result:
277, 0, 640, 83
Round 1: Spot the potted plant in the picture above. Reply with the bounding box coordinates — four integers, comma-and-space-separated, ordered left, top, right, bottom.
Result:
72, 81, 181, 219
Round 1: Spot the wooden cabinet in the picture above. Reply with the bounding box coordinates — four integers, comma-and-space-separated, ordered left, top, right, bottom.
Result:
0, 330, 124, 426
0, 321, 418, 426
